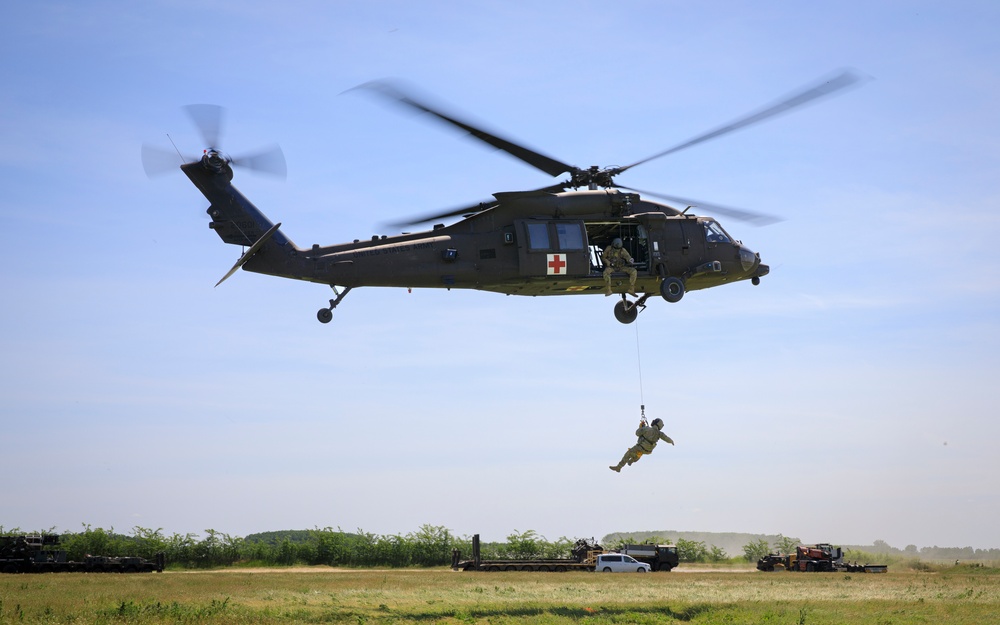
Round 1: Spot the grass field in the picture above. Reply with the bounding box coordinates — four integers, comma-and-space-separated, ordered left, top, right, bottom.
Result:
2, 565, 998, 624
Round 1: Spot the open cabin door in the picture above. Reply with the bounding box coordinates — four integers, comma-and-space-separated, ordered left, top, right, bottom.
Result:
516, 219, 590, 278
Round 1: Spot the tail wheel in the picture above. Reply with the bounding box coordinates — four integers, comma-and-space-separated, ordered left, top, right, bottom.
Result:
660, 277, 685, 303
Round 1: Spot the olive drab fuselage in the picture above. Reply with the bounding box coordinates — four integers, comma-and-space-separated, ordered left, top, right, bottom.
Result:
165, 70, 870, 324
184, 154, 769, 323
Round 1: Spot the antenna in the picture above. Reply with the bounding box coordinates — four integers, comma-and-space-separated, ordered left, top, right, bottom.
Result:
166, 134, 185, 164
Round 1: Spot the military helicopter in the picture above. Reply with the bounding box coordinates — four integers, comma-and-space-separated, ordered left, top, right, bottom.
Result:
143, 70, 863, 324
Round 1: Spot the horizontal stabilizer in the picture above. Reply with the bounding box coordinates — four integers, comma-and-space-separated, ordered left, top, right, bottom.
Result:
215, 222, 282, 287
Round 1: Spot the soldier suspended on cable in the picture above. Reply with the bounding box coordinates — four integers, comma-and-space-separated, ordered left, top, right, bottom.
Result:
610, 417, 674, 472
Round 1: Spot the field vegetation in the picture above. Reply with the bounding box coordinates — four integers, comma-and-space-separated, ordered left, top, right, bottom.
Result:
2, 565, 999, 624
4, 525, 999, 623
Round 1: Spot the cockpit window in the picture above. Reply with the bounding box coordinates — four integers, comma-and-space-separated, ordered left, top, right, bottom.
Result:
555, 222, 585, 250
704, 220, 731, 243
526, 222, 551, 250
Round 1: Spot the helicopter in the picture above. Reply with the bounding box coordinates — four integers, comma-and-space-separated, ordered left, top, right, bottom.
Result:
143, 69, 864, 325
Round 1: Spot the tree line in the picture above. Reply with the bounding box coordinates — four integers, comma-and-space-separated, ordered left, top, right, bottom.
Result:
1, 526, 579, 568
2, 526, 736, 568
3, 525, 996, 568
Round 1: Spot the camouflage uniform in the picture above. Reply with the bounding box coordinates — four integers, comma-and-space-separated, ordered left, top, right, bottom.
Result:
610, 421, 674, 472
602, 244, 637, 295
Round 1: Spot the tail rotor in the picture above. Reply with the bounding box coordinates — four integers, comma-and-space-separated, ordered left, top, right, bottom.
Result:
141, 105, 287, 179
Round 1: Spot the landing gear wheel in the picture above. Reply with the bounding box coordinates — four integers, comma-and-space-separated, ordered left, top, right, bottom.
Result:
614, 300, 638, 324
316, 286, 353, 324
660, 277, 685, 303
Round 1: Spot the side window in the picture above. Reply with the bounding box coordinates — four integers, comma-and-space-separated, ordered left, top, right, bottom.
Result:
555, 222, 585, 250
526, 222, 551, 250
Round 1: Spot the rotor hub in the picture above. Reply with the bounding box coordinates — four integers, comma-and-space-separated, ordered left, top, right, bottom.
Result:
202, 148, 228, 173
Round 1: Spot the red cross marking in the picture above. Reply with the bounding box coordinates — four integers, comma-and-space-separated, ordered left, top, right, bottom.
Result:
548, 254, 567, 274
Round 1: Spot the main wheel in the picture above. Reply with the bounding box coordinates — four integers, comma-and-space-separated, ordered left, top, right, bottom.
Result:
660, 277, 685, 303
613, 301, 638, 324
317, 308, 333, 323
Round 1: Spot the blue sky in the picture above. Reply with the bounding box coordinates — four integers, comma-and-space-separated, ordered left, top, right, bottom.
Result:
2, 1, 998, 551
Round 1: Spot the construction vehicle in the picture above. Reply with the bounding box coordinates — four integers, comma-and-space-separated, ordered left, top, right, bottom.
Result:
757, 543, 887, 573
756, 553, 792, 571
452, 534, 603, 572
0, 534, 165, 573
617, 543, 679, 571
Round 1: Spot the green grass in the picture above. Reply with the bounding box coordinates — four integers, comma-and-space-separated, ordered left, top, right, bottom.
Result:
2, 566, 999, 624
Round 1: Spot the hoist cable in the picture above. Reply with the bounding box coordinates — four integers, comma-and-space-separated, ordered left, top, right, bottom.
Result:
634, 314, 645, 421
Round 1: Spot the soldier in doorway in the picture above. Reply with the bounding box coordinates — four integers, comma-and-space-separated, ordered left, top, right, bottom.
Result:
610, 417, 674, 472
602, 238, 637, 296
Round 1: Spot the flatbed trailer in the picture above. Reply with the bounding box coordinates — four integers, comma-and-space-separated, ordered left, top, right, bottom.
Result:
452, 534, 598, 572
0, 535, 165, 574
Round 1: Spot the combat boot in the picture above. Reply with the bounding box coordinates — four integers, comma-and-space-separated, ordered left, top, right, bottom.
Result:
609, 464, 622, 472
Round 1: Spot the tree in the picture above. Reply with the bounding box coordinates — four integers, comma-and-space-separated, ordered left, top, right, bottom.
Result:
773, 534, 799, 555
709, 545, 728, 562
675, 538, 709, 562
506, 529, 542, 559
742, 538, 771, 562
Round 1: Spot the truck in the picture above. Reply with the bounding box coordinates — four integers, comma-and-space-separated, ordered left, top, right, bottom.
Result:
757, 543, 887, 574
452, 534, 601, 572
0, 534, 165, 574
618, 543, 679, 572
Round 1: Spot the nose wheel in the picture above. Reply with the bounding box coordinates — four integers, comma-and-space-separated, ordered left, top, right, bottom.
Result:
317, 286, 352, 324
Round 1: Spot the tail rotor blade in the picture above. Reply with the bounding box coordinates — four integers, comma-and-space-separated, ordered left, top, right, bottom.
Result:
232, 144, 287, 179
184, 104, 224, 149
141, 143, 189, 177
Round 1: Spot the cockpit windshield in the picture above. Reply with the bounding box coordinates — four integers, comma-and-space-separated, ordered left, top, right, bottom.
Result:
703, 220, 731, 244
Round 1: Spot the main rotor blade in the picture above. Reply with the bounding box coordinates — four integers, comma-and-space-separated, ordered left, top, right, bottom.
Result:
385, 199, 499, 229
385, 183, 568, 229
617, 68, 867, 174
184, 104, 224, 149
351, 80, 576, 178
231, 144, 287, 179
622, 186, 782, 226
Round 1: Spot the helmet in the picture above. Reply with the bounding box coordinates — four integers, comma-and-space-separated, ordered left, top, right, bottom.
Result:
651, 418, 663, 429
612, 237, 623, 249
